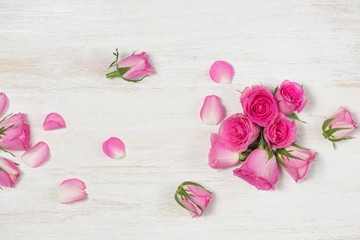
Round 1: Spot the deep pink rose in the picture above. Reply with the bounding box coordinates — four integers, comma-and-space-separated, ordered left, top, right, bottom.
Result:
0, 157, 20, 188
240, 85, 278, 127
208, 133, 239, 169
275, 80, 307, 115
219, 113, 260, 152
118, 52, 155, 80
264, 113, 297, 149
233, 149, 278, 190
0, 113, 30, 151
323, 106, 357, 140
279, 145, 317, 182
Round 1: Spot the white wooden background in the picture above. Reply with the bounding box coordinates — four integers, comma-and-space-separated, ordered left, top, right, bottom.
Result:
0, 0, 360, 239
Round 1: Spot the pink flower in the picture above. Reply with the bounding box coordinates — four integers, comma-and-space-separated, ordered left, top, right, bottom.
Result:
0, 158, 19, 188
275, 80, 307, 115
209, 61, 234, 84
279, 145, 317, 182
322, 106, 357, 141
43, 112, 66, 131
233, 149, 278, 190
175, 181, 212, 218
102, 137, 126, 159
264, 113, 297, 149
241, 85, 278, 127
0, 113, 30, 151
219, 113, 260, 152
57, 178, 87, 204
200, 95, 223, 125
208, 133, 239, 169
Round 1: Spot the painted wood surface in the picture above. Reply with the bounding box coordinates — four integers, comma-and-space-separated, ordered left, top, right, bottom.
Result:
0, 0, 360, 239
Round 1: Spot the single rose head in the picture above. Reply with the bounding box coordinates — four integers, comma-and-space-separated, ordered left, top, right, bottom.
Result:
200, 95, 224, 125
219, 113, 260, 152
277, 145, 316, 182
208, 133, 240, 169
233, 149, 278, 190
322, 106, 357, 145
0, 157, 19, 188
0, 113, 30, 151
174, 181, 212, 218
240, 85, 278, 127
264, 113, 297, 149
275, 80, 307, 115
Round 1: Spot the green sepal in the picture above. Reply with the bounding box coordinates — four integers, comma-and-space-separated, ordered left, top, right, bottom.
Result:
328, 136, 353, 142
322, 118, 335, 132
273, 86, 279, 95
106, 67, 132, 79
322, 127, 350, 139
278, 148, 303, 161
120, 75, 148, 83
276, 153, 289, 169
286, 113, 306, 123
291, 142, 310, 150
0, 145, 15, 157
266, 148, 275, 160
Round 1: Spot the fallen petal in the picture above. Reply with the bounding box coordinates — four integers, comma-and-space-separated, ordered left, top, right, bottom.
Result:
43, 113, 66, 131
22, 142, 50, 168
0, 93, 7, 116
200, 95, 223, 125
102, 137, 126, 159
57, 178, 87, 204
209, 60, 234, 84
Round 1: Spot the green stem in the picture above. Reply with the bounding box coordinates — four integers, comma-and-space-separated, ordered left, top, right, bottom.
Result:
106, 70, 121, 78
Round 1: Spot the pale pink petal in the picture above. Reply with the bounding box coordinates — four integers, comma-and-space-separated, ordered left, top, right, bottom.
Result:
22, 142, 50, 168
57, 178, 87, 204
0, 171, 12, 187
0, 93, 7, 116
209, 61, 234, 84
43, 113, 66, 131
200, 95, 224, 125
102, 137, 126, 159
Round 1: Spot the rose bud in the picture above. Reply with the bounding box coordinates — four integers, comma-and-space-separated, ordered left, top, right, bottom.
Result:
277, 144, 317, 182
0, 157, 20, 188
0, 113, 30, 151
208, 133, 240, 169
275, 80, 307, 115
106, 49, 155, 82
219, 113, 260, 152
322, 106, 357, 145
175, 181, 212, 218
233, 149, 278, 190
241, 85, 278, 127
264, 113, 297, 149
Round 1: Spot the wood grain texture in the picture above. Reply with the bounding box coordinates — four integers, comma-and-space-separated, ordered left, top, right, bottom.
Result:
0, 0, 360, 239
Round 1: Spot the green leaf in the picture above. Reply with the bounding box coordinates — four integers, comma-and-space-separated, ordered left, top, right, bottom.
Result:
322, 118, 335, 132
291, 143, 310, 150
276, 154, 289, 169
278, 148, 303, 161
322, 127, 350, 139
121, 74, 148, 83
286, 113, 306, 123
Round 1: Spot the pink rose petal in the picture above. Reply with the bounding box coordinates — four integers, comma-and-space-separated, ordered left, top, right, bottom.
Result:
102, 137, 126, 159
200, 95, 224, 125
209, 60, 234, 84
22, 142, 50, 168
57, 178, 87, 204
43, 112, 66, 131
0, 93, 7, 116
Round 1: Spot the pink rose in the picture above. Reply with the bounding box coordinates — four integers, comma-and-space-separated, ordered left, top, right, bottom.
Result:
278, 145, 316, 182
0, 113, 30, 151
219, 113, 260, 152
264, 113, 297, 149
208, 133, 239, 169
240, 85, 278, 127
275, 80, 307, 115
322, 106, 357, 141
233, 149, 278, 190
175, 181, 212, 218
0, 157, 20, 188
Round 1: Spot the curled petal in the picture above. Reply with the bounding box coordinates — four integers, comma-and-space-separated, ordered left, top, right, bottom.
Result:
43, 113, 66, 131
102, 137, 126, 159
22, 142, 50, 168
0, 93, 7, 116
208, 133, 239, 169
209, 61, 234, 84
200, 95, 223, 125
57, 178, 87, 204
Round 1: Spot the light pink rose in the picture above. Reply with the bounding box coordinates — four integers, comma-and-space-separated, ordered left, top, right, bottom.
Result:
118, 52, 155, 81
208, 133, 239, 169
279, 145, 317, 182
275, 80, 307, 115
264, 113, 297, 149
240, 85, 278, 127
0, 157, 20, 188
0, 113, 30, 151
233, 149, 278, 190
219, 113, 260, 152
175, 181, 212, 218
323, 106, 357, 140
